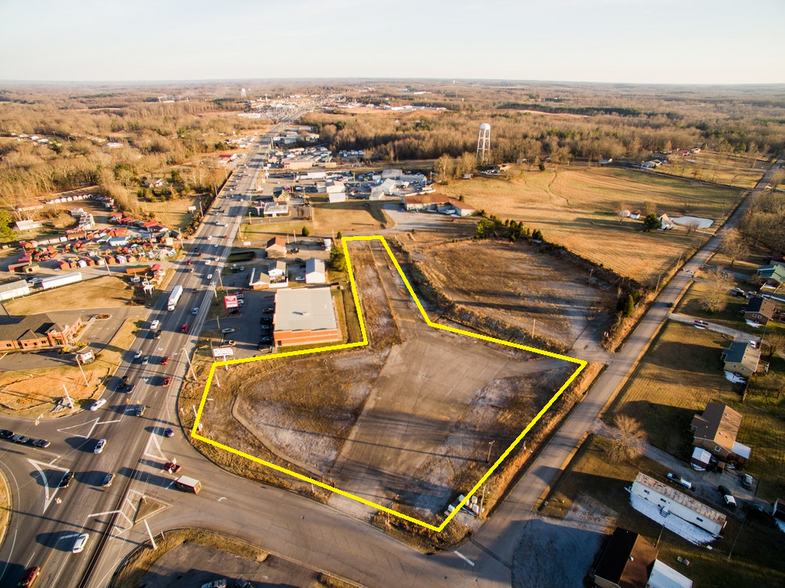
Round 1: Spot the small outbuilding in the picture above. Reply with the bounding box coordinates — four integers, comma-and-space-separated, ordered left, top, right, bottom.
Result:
266, 237, 287, 259
305, 258, 326, 284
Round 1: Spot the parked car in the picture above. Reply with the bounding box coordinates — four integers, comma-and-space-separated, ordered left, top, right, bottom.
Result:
90, 399, 107, 412
221, 328, 236, 334
31, 439, 51, 449
667, 472, 693, 490
72, 533, 89, 553
59, 471, 74, 488
694, 320, 709, 329
0, 429, 14, 439
101, 472, 115, 487
742, 473, 753, 489
718, 485, 737, 508
94, 438, 107, 454
12, 435, 30, 444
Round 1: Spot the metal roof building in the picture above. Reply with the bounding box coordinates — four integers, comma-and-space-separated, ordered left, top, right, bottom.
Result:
273, 287, 340, 347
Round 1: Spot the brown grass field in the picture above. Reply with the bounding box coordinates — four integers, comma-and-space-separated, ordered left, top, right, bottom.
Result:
4, 275, 133, 314
656, 152, 765, 189
441, 167, 743, 285
138, 193, 207, 232
607, 321, 785, 501
542, 435, 785, 588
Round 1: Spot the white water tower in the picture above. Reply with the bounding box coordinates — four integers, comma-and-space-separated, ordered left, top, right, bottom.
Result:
477, 123, 491, 163
240, 88, 247, 99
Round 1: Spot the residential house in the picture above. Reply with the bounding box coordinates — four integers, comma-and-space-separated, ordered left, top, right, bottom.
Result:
756, 263, 785, 289
402, 194, 475, 216
305, 258, 326, 284
690, 402, 751, 464
266, 237, 287, 259
268, 261, 287, 280
721, 341, 760, 377
593, 528, 657, 588
0, 312, 82, 351
658, 213, 675, 230
742, 296, 776, 325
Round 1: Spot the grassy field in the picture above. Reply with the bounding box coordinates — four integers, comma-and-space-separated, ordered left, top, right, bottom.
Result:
675, 280, 762, 335
607, 321, 785, 501
0, 317, 142, 414
138, 193, 207, 232
541, 435, 785, 588
656, 152, 765, 189
4, 275, 133, 314
440, 167, 743, 285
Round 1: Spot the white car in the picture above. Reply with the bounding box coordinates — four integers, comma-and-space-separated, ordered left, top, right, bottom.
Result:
133, 349, 143, 359
207, 235, 212, 240
207, 274, 213, 280
90, 399, 107, 412
72, 532, 90, 553
94, 438, 107, 454
150, 320, 160, 330
205, 260, 211, 266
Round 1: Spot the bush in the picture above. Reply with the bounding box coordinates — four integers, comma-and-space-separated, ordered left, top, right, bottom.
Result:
302, 226, 310, 237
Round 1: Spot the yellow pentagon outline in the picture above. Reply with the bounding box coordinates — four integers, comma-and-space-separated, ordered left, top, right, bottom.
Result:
191, 235, 587, 532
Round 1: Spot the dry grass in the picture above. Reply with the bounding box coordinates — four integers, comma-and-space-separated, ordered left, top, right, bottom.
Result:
0, 317, 143, 415
541, 435, 785, 588
4, 275, 133, 314
139, 193, 207, 231
657, 152, 765, 189
417, 240, 616, 349
0, 467, 10, 547
441, 167, 742, 284
110, 528, 268, 588
310, 196, 389, 235
317, 573, 367, 588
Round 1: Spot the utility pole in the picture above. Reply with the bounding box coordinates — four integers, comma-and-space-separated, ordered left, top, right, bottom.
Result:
486, 440, 495, 463
75, 354, 89, 386
181, 346, 197, 381
61, 383, 74, 409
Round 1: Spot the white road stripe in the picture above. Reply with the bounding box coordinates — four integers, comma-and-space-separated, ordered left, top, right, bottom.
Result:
454, 550, 475, 566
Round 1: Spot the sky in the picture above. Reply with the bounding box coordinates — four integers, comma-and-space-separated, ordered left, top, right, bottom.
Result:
1, 0, 784, 84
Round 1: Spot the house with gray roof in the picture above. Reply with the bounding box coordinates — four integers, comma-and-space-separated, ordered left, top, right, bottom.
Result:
721, 341, 760, 377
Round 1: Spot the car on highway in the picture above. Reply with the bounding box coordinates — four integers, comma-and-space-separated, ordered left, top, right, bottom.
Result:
131, 405, 146, 417
161, 356, 169, 365
221, 328, 236, 334
90, 398, 107, 411
0, 429, 13, 439
142, 356, 150, 365
101, 472, 115, 487
205, 260, 211, 265
162, 377, 171, 387
207, 235, 212, 240
59, 471, 74, 488
666, 472, 692, 490
718, 484, 737, 508
207, 273, 213, 280
94, 438, 107, 454
192, 307, 199, 315
150, 320, 160, 330
124, 382, 135, 393
213, 243, 218, 248
72, 532, 89, 554
155, 329, 162, 339
186, 260, 192, 266
32, 438, 51, 449
134, 349, 143, 359
262, 308, 274, 314
198, 252, 203, 257
17, 566, 40, 587
181, 324, 189, 333
164, 428, 175, 438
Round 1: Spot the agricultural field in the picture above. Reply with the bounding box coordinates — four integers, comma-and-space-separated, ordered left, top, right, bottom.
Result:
441, 167, 743, 285
309, 196, 390, 235
541, 435, 785, 588
413, 239, 617, 350
606, 321, 785, 501
138, 192, 208, 232
656, 151, 765, 189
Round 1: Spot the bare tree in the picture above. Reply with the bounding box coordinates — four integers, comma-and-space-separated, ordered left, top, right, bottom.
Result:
433, 154, 454, 184
700, 269, 735, 312
607, 415, 646, 462
720, 229, 749, 267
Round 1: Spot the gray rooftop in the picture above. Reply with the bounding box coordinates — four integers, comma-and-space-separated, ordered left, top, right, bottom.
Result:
274, 287, 337, 332
305, 258, 325, 274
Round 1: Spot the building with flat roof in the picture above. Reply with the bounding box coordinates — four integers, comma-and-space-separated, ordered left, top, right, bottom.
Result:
0, 279, 31, 301
273, 287, 340, 347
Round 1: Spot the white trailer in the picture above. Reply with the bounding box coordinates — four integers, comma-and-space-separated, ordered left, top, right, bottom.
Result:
167, 284, 184, 311
41, 272, 83, 290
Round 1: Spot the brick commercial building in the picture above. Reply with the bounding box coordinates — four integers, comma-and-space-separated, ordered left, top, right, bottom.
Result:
0, 312, 82, 351
273, 287, 341, 347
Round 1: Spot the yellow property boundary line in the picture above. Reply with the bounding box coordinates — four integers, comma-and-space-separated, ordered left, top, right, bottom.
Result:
191, 235, 587, 532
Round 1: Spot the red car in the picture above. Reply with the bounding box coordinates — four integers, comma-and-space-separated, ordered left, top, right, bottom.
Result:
181, 324, 188, 333
163, 462, 182, 474
186, 260, 192, 266
162, 377, 171, 387
17, 566, 40, 587
161, 356, 169, 365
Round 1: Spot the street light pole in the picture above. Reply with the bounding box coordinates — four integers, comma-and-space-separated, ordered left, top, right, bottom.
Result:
75, 354, 89, 386
180, 345, 197, 381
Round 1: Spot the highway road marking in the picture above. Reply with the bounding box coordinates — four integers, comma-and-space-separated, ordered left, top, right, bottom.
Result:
88, 508, 133, 529
27, 458, 68, 513
56, 416, 117, 438
0, 529, 16, 580
144, 431, 167, 460
454, 550, 475, 566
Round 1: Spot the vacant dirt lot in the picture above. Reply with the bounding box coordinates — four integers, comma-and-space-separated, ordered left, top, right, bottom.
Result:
441, 167, 742, 284
4, 275, 132, 314
414, 240, 617, 350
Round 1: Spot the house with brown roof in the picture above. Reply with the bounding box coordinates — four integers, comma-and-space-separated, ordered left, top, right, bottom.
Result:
742, 296, 777, 325
265, 236, 287, 259
594, 528, 657, 588
690, 402, 751, 464
0, 312, 82, 351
